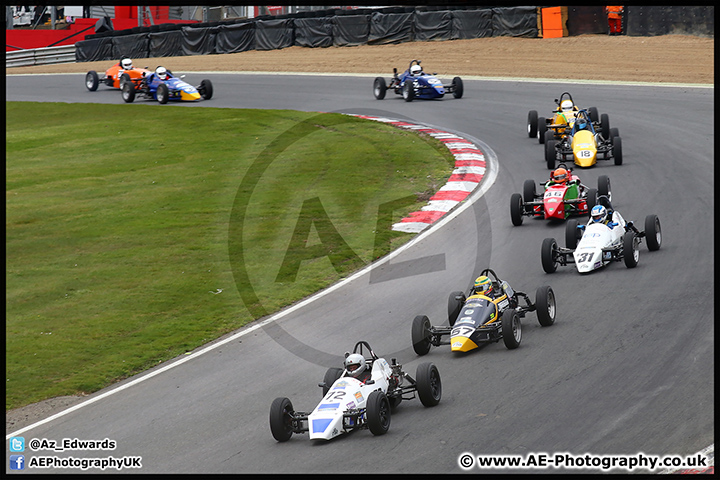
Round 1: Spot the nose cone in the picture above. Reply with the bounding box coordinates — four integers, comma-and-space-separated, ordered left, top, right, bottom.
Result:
181, 90, 201, 101
451, 335, 478, 352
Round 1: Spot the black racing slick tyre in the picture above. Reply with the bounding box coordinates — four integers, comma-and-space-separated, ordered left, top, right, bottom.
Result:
566, 219, 579, 249
85, 70, 99, 91
366, 391, 391, 436
156, 83, 169, 104
269, 397, 295, 442
597, 175, 611, 199
545, 140, 557, 170
589, 106, 599, 123
541, 238, 559, 273
119, 73, 131, 90
199, 79, 213, 100
523, 179, 537, 204
586, 188, 598, 213
452, 76, 464, 98
373, 77, 387, 100
623, 231, 639, 268
448, 291, 465, 326
510, 193, 524, 226
412, 315, 432, 356
600, 113, 611, 140
322, 367, 343, 397
527, 110, 538, 138
538, 117, 547, 144
121, 82, 136, 103
613, 136, 623, 165
535, 285, 556, 327
644, 214, 662, 251
501, 309, 521, 349
402, 81, 414, 102
416, 362, 442, 407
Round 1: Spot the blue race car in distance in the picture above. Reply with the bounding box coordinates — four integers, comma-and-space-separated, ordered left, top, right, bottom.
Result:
121, 66, 213, 104
373, 59, 463, 102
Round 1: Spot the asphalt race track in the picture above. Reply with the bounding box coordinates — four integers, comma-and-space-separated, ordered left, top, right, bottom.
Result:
6, 73, 714, 474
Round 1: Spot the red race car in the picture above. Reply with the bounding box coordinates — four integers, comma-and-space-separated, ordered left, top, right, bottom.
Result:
510, 163, 610, 226
85, 57, 152, 92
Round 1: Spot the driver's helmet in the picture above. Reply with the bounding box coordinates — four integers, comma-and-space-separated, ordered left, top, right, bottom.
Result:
155, 66, 168, 80
473, 275, 493, 296
576, 116, 588, 130
560, 99, 574, 112
344, 353, 366, 378
120, 58, 133, 70
590, 205, 607, 223
552, 167, 569, 184
410, 64, 422, 76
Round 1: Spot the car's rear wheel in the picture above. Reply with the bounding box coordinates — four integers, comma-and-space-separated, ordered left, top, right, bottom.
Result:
609, 128, 619, 143
613, 136, 623, 165
85, 70, 99, 91
538, 117, 547, 144
589, 106, 599, 123
156, 83, 169, 104
199, 79, 213, 100
321, 367, 343, 397
269, 397, 295, 442
402, 81, 414, 102
597, 175, 611, 200
623, 231, 639, 268
416, 362, 442, 407
452, 76, 463, 98
545, 139, 557, 170
565, 219, 579, 249
600, 113, 611, 140
510, 193, 524, 226
373, 77, 387, 100
535, 285, 556, 327
121, 82, 135, 103
366, 391, 391, 435
501, 309, 521, 349
411, 315, 432, 356
586, 187, 598, 213
447, 291, 465, 326
527, 110, 538, 138
644, 214, 662, 251
541, 238, 559, 273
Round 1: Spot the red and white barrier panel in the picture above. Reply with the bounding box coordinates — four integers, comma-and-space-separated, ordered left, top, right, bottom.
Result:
350, 115, 486, 233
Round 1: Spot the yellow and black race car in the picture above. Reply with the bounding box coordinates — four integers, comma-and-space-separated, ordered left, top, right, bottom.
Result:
411, 269, 556, 355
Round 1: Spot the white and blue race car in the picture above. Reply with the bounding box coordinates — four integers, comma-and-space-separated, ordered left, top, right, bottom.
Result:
373, 59, 463, 102
541, 196, 662, 274
269, 341, 441, 442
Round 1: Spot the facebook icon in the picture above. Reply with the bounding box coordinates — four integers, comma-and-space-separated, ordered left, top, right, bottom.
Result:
10, 455, 25, 470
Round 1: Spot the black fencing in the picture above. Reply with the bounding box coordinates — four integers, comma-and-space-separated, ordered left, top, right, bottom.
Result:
75, 6, 713, 63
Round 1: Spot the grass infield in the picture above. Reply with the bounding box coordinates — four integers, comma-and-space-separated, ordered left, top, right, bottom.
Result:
6, 102, 455, 410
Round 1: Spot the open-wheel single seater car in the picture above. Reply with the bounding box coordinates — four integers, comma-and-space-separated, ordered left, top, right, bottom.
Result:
541, 195, 662, 274
269, 341, 441, 442
528, 92, 611, 145
411, 269, 556, 355
85, 58, 152, 92
373, 59, 463, 102
510, 163, 611, 226
121, 67, 213, 104
545, 108, 621, 169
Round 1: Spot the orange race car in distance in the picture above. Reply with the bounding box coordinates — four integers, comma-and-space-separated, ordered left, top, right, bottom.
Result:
85, 57, 152, 92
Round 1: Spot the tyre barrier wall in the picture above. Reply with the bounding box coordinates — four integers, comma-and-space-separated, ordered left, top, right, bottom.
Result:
74, 6, 540, 62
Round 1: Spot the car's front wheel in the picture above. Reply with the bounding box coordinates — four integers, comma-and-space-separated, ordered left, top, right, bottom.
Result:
156, 83, 169, 104
402, 81, 414, 102
451, 76, 463, 98
501, 309, 521, 349
366, 391, 391, 435
269, 397, 295, 442
416, 362, 442, 407
535, 285, 556, 327
85, 70, 99, 91
121, 82, 135, 103
541, 238, 559, 273
623, 231, 639, 268
644, 214, 662, 251
199, 79, 213, 100
373, 77, 387, 100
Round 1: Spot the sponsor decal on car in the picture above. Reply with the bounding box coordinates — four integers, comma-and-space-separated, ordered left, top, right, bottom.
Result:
318, 403, 340, 411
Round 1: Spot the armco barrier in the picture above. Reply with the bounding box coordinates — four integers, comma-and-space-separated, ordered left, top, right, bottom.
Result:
6, 44, 76, 67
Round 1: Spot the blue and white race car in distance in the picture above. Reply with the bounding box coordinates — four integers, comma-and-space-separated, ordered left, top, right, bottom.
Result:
541, 196, 662, 274
121, 68, 213, 104
373, 59, 463, 102
269, 341, 441, 442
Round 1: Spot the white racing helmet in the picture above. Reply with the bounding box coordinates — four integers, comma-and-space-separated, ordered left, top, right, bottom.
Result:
344, 353, 366, 378
410, 64, 422, 76
591, 205, 607, 223
560, 99, 574, 112
121, 58, 133, 70
156, 66, 168, 80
